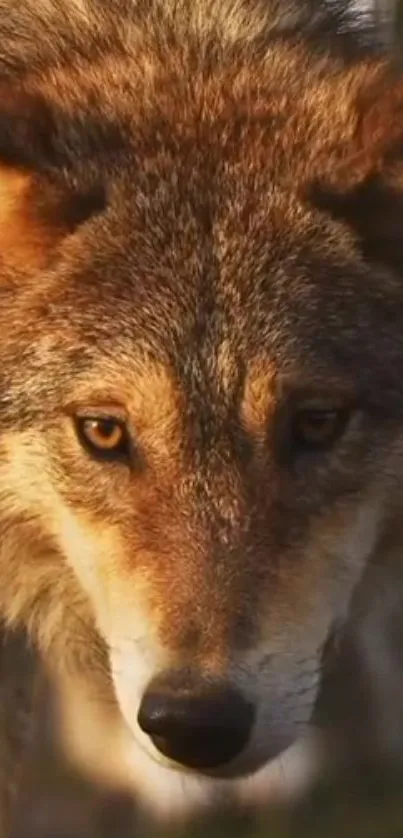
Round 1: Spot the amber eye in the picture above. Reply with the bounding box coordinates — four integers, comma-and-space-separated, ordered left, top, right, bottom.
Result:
292, 408, 349, 451
75, 416, 129, 460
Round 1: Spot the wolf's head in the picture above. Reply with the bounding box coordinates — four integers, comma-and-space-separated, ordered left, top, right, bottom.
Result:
1, 0, 403, 817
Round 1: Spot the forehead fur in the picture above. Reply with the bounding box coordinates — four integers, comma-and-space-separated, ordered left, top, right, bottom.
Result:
1, 0, 403, 420
0, 0, 380, 81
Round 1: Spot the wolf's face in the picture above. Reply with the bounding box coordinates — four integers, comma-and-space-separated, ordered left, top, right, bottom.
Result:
1, 16, 403, 814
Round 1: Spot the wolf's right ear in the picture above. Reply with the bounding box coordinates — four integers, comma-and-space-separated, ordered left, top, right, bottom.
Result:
0, 87, 106, 278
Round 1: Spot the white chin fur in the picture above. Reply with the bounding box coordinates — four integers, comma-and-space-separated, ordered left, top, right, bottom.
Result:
119, 730, 323, 820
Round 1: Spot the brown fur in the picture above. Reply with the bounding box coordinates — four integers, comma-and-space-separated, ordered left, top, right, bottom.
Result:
1, 0, 403, 827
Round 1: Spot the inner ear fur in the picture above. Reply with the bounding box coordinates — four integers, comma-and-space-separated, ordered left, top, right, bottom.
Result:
0, 165, 106, 274
309, 66, 403, 274
0, 85, 106, 275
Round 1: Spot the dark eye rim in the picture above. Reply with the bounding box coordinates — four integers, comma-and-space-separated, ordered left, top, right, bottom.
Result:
74, 414, 131, 462
291, 406, 351, 451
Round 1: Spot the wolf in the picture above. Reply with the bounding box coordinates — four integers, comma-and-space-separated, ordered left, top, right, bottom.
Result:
0, 0, 403, 827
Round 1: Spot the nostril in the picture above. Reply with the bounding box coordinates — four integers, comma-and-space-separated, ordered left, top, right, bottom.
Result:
137, 678, 255, 770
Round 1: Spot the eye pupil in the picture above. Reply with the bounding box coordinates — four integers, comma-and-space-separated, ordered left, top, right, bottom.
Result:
88, 419, 116, 439
76, 415, 129, 459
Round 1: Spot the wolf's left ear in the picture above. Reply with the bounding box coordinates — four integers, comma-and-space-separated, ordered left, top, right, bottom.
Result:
0, 87, 106, 277
310, 69, 403, 275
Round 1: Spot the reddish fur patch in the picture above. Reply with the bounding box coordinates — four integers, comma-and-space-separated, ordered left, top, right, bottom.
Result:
0, 165, 75, 275
0, 167, 55, 272
241, 362, 277, 440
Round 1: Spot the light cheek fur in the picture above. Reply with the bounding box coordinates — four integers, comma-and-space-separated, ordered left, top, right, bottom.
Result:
0, 433, 102, 663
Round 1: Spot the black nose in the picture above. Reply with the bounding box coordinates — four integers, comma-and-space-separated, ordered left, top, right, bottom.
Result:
137, 672, 254, 770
